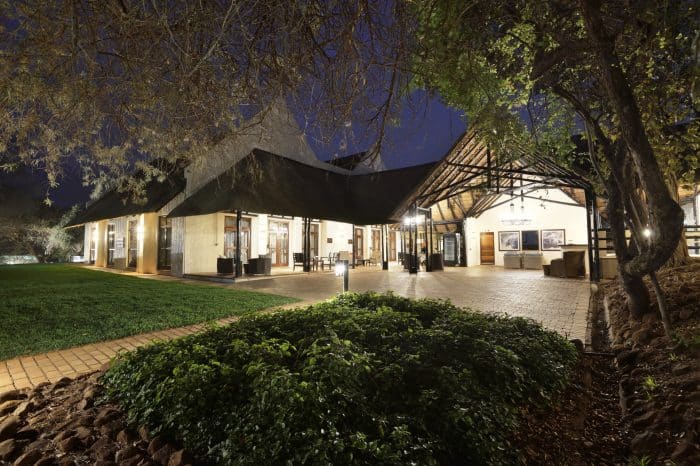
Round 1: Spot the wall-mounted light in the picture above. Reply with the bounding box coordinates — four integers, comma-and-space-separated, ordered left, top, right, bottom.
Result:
643, 227, 652, 238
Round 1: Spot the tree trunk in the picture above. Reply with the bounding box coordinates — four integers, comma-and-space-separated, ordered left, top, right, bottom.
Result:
606, 170, 652, 317
665, 173, 691, 267
579, 0, 685, 276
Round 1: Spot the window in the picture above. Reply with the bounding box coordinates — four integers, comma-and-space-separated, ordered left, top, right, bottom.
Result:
158, 216, 172, 270
107, 224, 116, 266
309, 223, 319, 258
224, 216, 251, 263
127, 220, 138, 268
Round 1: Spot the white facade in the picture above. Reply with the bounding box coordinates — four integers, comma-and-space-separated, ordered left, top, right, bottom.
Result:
465, 188, 588, 267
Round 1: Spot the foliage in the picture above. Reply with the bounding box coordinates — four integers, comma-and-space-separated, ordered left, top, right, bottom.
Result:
0, 181, 81, 262
0, 265, 296, 359
0, 0, 411, 196
104, 292, 578, 465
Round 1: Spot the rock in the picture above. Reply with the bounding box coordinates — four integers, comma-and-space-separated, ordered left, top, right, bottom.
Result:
631, 328, 651, 345
76, 399, 91, 411
0, 400, 22, 417
71, 414, 95, 428
138, 425, 150, 442
615, 349, 640, 367
12, 448, 43, 466
15, 427, 38, 442
53, 429, 75, 443
0, 438, 19, 461
58, 435, 82, 453
82, 386, 98, 401
147, 436, 167, 455
168, 449, 193, 466
115, 445, 141, 462
25, 437, 50, 452
57, 459, 76, 466
89, 437, 117, 461
631, 409, 657, 430
50, 377, 72, 391
99, 419, 125, 438
671, 437, 698, 461
93, 462, 117, 466
12, 401, 33, 418
94, 407, 121, 427
33, 382, 50, 391
0, 390, 26, 404
671, 363, 693, 376
630, 431, 660, 455
74, 426, 93, 441
152, 445, 176, 465
0, 415, 19, 441
137, 460, 157, 466
117, 428, 139, 445
678, 309, 693, 320
641, 313, 658, 324
34, 455, 57, 466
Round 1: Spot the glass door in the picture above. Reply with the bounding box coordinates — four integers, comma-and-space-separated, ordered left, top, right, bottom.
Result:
268, 221, 289, 266
354, 228, 364, 261
158, 216, 172, 270
127, 220, 138, 268
89, 226, 96, 264
107, 224, 116, 266
224, 216, 251, 263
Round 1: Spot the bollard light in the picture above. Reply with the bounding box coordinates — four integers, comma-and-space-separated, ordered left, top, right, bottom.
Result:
335, 260, 349, 293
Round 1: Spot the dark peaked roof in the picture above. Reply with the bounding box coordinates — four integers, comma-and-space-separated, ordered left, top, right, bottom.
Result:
168, 149, 435, 225
67, 162, 186, 227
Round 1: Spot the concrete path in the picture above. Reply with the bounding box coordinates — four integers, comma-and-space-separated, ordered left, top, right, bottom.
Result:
0, 266, 590, 393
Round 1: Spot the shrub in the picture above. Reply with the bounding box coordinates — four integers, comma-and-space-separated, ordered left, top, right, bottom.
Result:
103, 292, 578, 465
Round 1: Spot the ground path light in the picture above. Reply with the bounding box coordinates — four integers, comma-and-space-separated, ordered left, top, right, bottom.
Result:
335, 259, 349, 293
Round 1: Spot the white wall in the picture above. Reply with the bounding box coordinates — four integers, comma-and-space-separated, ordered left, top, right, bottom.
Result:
322, 220, 355, 257
183, 213, 221, 273
465, 188, 588, 267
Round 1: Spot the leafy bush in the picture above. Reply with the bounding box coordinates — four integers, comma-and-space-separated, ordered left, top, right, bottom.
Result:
103, 292, 578, 465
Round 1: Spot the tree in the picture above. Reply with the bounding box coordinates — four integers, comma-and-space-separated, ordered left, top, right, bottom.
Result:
0, 0, 411, 199
409, 0, 696, 321
0, 182, 81, 262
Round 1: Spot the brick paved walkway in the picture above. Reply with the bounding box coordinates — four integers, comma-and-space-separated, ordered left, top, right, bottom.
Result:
0, 266, 590, 393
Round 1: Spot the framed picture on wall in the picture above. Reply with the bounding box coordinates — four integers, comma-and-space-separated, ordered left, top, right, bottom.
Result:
498, 231, 520, 251
541, 229, 565, 251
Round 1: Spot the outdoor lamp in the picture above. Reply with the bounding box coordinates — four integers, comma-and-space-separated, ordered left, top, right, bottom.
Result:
335, 260, 349, 293
643, 227, 652, 238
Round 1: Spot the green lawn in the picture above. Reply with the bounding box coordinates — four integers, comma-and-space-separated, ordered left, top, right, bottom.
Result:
0, 264, 298, 360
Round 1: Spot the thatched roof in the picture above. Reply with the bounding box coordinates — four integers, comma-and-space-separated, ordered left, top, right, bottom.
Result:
168, 149, 435, 225
67, 163, 186, 227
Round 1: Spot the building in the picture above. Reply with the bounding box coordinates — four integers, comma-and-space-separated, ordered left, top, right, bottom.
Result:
70, 107, 610, 279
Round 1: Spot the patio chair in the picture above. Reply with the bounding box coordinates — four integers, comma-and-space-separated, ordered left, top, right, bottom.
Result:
369, 249, 381, 266
325, 252, 338, 270
292, 252, 305, 271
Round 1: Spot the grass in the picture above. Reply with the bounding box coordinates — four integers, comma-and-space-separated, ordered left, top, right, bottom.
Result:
0, 264, 298, 360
